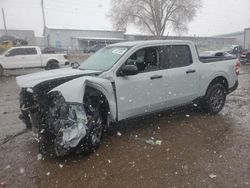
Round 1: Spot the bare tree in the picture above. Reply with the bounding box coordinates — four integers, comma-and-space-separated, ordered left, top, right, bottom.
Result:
109, 0, 202, 37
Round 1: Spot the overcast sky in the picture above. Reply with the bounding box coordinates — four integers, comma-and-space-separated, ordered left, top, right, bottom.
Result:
0, 0, 249, 37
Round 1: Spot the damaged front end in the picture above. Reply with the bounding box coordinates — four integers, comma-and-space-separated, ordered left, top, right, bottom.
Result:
19, 89, 90, 157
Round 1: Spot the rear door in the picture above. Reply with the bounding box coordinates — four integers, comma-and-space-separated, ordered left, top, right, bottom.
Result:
22, 47, 41, 67
162, 45, 199, 107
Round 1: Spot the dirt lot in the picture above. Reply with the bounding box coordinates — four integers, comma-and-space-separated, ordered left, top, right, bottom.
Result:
0, 65, 250, 188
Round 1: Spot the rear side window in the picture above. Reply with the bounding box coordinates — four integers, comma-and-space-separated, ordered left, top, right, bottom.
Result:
25, 48, 37, 55
164, 45, 193, 69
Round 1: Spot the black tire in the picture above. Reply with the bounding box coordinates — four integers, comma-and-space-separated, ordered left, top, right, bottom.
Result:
0, 65, 4, 76
202, 83, 226, 115
78, 110, 104, 153
53, 108, 104, 156
46, 61, 59, 70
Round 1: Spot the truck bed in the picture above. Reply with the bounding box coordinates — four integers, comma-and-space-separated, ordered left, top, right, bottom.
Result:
199, 56, 236, 63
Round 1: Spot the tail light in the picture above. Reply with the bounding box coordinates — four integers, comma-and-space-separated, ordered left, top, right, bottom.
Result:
235, 59, 241, 75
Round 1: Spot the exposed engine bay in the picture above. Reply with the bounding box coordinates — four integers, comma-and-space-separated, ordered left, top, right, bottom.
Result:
20, 87, 90, 156
19, 79, 111, 157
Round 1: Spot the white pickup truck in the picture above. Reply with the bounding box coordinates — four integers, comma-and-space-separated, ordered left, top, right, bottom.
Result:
16, 40, 239, 156
0, 46, 69, 76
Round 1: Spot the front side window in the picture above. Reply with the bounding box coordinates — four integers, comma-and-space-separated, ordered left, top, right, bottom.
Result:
8, 48, 26, 56
125, 47, 164, 73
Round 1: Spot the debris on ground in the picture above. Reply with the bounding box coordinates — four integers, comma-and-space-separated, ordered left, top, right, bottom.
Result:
128, 161, 135, 167
117, 132, 122, 137
37, 154, 43, 161
4, 165, 11, 170
0, 182, 6, 187
46, 172, 50, 176
145, 139, 162, 146
107, 160, 111, 164
209, 174, 217, 179
19, 168, 25, 174
155, 140, 162, 146
145, 139, 156, 146
59, 164, 64, 168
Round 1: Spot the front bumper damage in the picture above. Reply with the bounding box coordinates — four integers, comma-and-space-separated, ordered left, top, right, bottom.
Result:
19, 89, 90, 156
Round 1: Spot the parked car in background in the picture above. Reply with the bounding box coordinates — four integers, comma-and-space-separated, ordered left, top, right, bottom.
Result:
16, 40, 239, 157
0, 46, 69, 76
199, 50, 235, 58
42, 47, 57, 54
240, 50, 250, 63
42, 47, 67, 54
220, 45, 243, 56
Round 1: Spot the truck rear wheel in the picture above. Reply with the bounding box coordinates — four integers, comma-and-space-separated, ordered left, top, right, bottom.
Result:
46, 61, 59, 70
202, 83, 226, 115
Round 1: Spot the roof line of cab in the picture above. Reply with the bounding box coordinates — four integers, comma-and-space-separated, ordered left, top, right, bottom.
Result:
110, 40, 194, 47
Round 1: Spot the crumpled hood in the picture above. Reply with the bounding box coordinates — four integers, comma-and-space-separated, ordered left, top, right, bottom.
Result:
16, 68, 101, 88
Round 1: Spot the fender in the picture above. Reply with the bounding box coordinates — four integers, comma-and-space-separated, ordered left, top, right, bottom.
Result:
51, 76, 117, 122
200, 71, 230, 96
46, 58, 59, 64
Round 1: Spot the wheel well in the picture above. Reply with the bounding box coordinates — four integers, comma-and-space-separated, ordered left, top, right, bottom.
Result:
47, 59, 59, 66
83, 86, 110, 127
208, 76, 229, 91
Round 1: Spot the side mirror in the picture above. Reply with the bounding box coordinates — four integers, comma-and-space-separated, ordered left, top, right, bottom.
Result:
71, 62, 80, 69
118, 65, 138, 76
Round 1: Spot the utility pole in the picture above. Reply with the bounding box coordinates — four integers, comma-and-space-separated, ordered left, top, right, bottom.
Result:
41, 0, 46, 35
41, 0, 49, 47
1, 8, 7, 36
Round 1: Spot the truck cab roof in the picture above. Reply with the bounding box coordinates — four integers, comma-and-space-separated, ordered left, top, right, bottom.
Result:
110, 40, 194, 48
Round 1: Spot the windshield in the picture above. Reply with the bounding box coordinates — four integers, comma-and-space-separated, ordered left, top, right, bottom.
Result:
79, 46, 129, 71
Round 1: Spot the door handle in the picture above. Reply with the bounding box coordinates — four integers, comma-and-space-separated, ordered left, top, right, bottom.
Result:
150, 75, 163, 80
186, 69, 196, 74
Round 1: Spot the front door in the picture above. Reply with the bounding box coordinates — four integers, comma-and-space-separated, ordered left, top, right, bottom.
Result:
115, 46, 166, 121
3, 48, 40, 69
3, 48, 25, 69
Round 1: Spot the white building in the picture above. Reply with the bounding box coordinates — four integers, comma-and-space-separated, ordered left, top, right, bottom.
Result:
41, 27, 239, 52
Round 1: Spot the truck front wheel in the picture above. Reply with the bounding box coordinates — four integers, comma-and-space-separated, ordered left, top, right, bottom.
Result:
202, 83, 226, 115
78, 109, 104, 153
